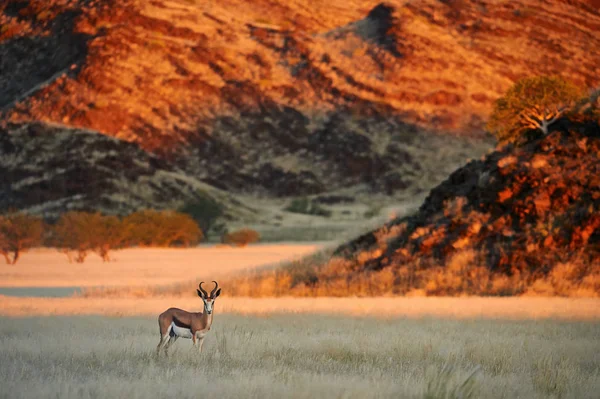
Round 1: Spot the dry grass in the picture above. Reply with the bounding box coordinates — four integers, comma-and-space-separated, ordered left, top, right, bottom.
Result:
1, 314, 599, 398
221, 248, 600, 298
2, 296, 600, 320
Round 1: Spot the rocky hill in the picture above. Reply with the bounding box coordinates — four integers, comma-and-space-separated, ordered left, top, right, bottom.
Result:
2, 0, 599, 146
226, 120, 600, 296
337, 119, 599, 259
0, 122, 250, 220
1, 0, 599, 219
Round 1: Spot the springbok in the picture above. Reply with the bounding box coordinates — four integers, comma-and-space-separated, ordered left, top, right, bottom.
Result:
156, 281, 222, 356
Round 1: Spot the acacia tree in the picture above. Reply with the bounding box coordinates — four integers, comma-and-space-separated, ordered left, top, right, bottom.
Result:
52, 212, 103, 263
487, 76, 583, 144
94, 215, 124, 262
123, 210, 203, 247
0, 212, 44, 265
50, 212, 130, 262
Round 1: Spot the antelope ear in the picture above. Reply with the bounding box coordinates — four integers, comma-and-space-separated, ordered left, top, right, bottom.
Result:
197, 289, 204, 298
214, 288, 222, 298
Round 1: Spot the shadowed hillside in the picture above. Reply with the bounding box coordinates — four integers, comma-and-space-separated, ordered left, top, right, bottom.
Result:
225, 119, 600, 296
0, 122, 250, 220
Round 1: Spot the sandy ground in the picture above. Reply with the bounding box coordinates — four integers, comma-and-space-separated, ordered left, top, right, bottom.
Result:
2, 296, 600, 320
0, 244, 325, 288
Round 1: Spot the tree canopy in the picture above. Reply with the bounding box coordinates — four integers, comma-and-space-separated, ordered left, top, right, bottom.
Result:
0, 212, 44, 264
487, 76, 583, 145
123, 210, 203, 247
51, 212, 109, 263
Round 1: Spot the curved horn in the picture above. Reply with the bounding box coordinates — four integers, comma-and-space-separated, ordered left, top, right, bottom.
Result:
210, 281, 219, 297
198, 282, 209, 298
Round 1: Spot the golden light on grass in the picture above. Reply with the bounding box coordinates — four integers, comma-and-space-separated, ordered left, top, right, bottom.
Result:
2, 296, 600, 320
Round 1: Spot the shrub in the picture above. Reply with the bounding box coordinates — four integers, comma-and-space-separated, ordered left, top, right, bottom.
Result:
123, 210, 203, 247
51, 212, 104, 263
0, 212, 44, 264
487, 76, 583, 145
285, 197, 331, 217
222, 228, 260, 247
51, 212, 128, 263
179, 196, 223, 235
50, 210, 202, 262
94, 215, 125, 261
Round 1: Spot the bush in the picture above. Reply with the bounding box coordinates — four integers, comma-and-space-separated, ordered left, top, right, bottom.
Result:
179, 196, 223, 235
0, 212, 44, 264
94, 215, 125, 261
222, 228, 260, 247
123, 210, 203, 247
51, 210, 202, 262
284, 197, 331, 217
487, 76, 583, 145
51, 212, 115, 263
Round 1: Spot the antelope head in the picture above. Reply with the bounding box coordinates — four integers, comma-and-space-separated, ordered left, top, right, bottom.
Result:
197, 281, 221, 315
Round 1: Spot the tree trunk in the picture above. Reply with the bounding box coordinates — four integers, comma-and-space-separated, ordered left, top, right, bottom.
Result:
540, 119, 549, 135
76, 250, 87, 263
2, 251, 10, 265
12, 248, 20, 265
99, 246, 110, 262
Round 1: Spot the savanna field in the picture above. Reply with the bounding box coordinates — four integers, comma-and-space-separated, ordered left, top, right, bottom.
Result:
1, 247, 600, 399
1, 315, 599, 399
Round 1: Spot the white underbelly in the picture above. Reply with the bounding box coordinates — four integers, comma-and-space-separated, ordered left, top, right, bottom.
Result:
170, 322, 193, 339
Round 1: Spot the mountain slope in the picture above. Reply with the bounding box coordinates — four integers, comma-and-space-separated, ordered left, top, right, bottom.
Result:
1, 0, 599, 218
181, 110, 488, 196
1, 0, 599, 150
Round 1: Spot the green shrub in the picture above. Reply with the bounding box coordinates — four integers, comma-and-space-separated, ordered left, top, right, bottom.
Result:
179, 196, 223, 235
0, 212, 44, 264
222, 228, 260, 247
364, 207, 380, 218
285, 197, 331, 217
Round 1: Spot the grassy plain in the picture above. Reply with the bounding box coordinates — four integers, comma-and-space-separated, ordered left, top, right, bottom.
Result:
1, 314, 599, 399
1, 246, 599, 398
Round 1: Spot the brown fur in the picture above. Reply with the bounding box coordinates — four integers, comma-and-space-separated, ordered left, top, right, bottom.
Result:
156, 281, 221, 355
157, 307, 212, 340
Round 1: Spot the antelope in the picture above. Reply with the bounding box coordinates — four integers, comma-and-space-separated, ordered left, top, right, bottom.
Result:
156, 281, 222, 356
